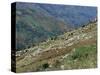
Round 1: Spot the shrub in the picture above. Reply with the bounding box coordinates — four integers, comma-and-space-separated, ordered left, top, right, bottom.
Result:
42, 63, 49, 69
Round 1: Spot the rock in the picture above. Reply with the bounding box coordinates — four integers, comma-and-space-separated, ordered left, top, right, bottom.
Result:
67, 43, 73, 46
62, 54, 69, 59
60, 65, 64, 70
49, 64, 52, 68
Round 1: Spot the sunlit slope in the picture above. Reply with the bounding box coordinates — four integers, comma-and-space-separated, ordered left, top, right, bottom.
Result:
16, 21, 97, 72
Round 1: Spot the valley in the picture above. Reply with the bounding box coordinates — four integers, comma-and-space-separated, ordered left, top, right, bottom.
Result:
16, 2, 97, 50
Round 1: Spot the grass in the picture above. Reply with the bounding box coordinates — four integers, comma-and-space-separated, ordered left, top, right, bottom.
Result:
63, 44, 97, 69
16, 44, 97, 72
16, 22, 97, 72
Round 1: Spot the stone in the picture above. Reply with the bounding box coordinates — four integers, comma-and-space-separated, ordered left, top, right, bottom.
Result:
60, 65, 64, 70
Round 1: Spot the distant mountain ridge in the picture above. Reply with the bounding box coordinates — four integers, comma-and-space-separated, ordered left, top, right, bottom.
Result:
16, 2, 97, 50
16, 2, 97, 27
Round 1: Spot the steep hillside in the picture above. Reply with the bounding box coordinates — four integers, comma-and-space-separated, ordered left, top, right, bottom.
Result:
16, 3, 70, 50
16, 2, 97, 50
38, 4, 97, 27
16, 21, 97, 72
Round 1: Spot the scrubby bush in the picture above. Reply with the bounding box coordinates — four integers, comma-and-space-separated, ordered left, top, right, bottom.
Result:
50, 36, 57, 40
42, 63, 49, 69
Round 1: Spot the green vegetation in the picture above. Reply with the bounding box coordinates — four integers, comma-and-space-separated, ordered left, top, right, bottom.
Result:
16, 8, 69, 50
16, 22, 97, 72
16, 44, 97, 72
42, 63, 49, 69
63, 44, 97, 69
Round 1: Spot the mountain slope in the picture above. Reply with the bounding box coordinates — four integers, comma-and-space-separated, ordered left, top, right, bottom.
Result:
16, 21, 97, 72
16, 3, 70, 50
38, 4, 97, 27
16, 2, 97, 50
